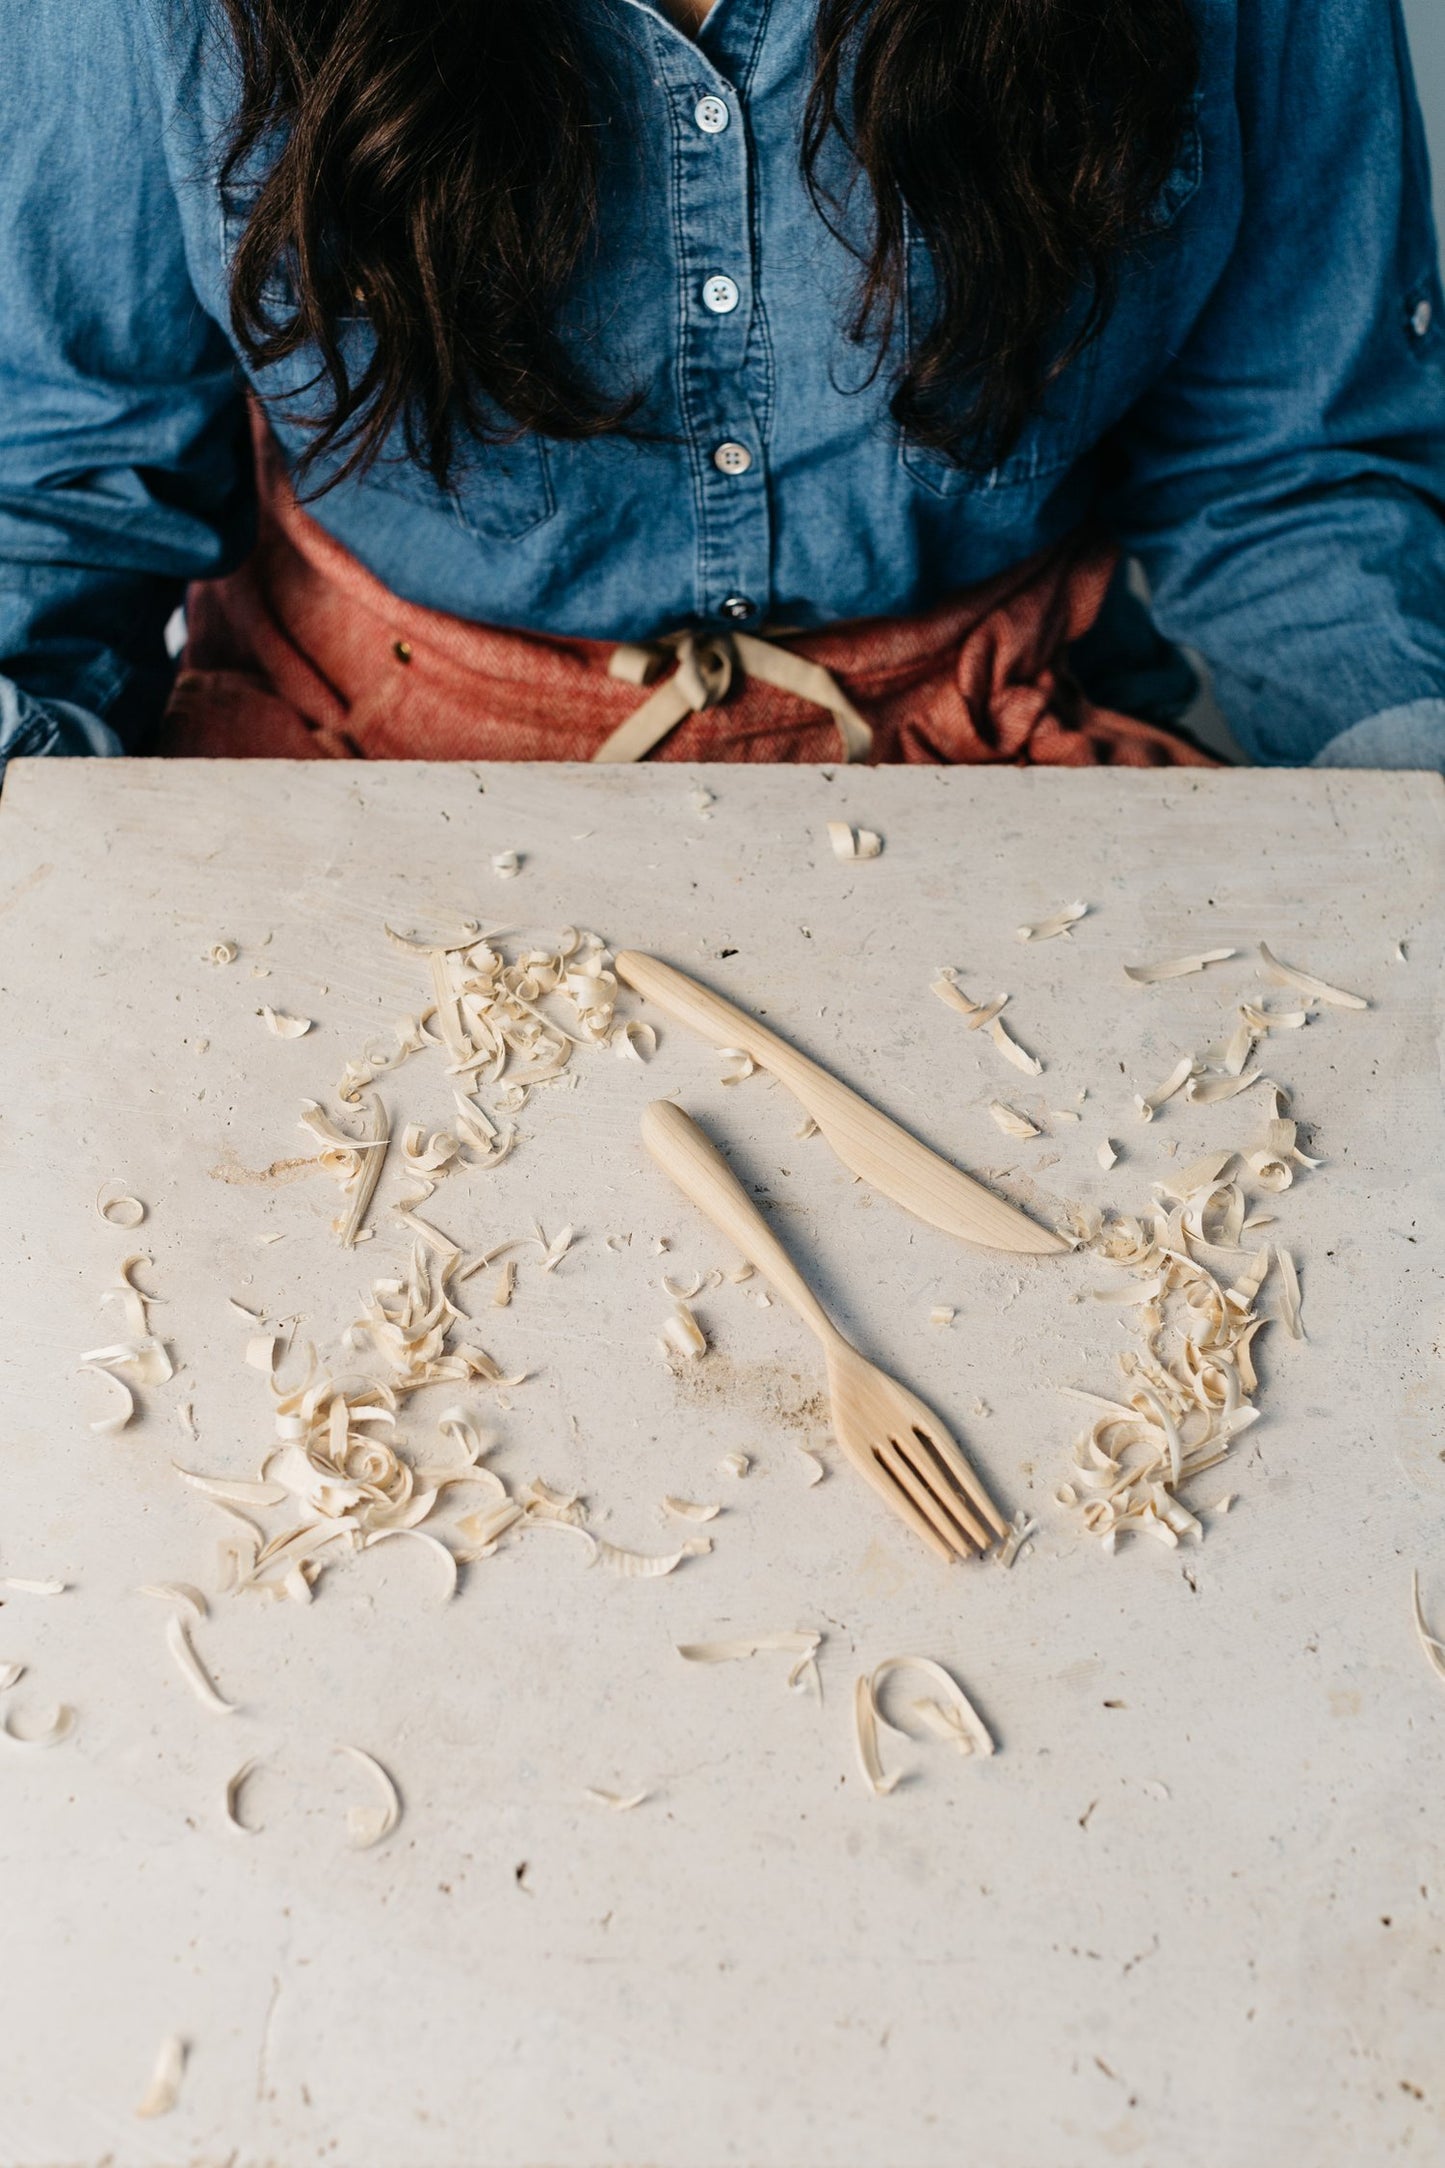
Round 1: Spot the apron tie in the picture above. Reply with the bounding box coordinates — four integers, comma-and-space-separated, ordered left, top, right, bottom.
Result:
597, 627, 874, 763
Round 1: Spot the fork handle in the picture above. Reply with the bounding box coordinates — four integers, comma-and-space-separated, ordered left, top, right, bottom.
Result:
641, 1100, 838, 1349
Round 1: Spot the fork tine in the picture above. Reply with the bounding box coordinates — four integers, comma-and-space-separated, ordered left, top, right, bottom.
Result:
902, 1424, 1005, 1544
889, 1437, 991, 1554
874, 1440, 980, 1559
862, 1452, 958, 1561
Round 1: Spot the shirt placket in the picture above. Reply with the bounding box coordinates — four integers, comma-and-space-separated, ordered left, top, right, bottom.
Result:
634, 0, 773, 631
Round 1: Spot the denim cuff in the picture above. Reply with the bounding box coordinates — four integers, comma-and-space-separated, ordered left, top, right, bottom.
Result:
1310, 698, 1445, 771
0, 676, 123, 768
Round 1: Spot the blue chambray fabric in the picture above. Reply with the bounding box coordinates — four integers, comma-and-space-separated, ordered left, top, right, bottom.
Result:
1, 0, 1443, 769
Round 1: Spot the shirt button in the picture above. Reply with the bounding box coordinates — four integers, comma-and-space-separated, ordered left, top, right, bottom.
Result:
702, 274, 740, 315
1411, 297, 1433, 338
694, 95, 729, 134
712, 440, 753, 475
720, 595, 755, 620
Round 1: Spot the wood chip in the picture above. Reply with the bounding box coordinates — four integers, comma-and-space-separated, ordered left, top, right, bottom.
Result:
339, 1745, 401, 1849
661, 1302, 708, 1360
1, 1702, 76, 1747
1135, 1055, 1194, 1120
1274, 1244, 1304, 1338
989, 1014, 1043, 1074
826, 821, 882, 860
676, 1631, 822, 1690
1016, 902, 1087, 942
1258, 941, 1367, 1010
258, 1006, 312, 1037
1122, 949, 1236, 984
989, 1101, 1040, 1140
135, 2035, 186, 2120
165, 1614, 237, 1715
719, 1451, 751, 1478
663, 1496, 721, 1522
796, 1446, 826, 1486
491, 849, 521, 879
0, 1577, 68, 1596
0, 1662, 23, 1692
96, 1182, 146, 1228
224, 1757, 262, 1834
1096, 1139, 1118, 1170
595, 1536, 711, 1578
583, 1787, 651, 1810
928, 1305, 955, 1326
1185, 1070, 1261, 1104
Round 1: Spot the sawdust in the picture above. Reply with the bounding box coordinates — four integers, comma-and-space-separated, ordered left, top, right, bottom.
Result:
207, 1147, 323, 1188
670, 1352, 828, 1436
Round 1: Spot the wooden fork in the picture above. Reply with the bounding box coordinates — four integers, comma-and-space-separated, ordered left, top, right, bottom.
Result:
641, 1099, 1007, 1562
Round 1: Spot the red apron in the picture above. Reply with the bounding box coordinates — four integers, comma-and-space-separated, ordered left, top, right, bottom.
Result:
157, 413, 1214, 768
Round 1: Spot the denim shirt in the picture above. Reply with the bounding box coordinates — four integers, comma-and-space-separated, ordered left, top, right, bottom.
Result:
2, 0, 1444, 768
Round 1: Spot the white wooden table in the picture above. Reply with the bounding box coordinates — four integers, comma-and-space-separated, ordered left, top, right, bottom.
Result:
0, 758, 1441, 2168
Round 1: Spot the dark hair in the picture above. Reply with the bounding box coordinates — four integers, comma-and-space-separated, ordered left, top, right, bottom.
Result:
218, 0, 1198, 490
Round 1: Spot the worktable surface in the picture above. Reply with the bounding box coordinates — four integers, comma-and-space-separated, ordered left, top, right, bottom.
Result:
0, 758, 1441, 2168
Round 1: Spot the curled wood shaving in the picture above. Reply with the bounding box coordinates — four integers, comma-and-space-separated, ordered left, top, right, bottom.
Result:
224, 1757, 262, 1834
80, 1338, 174, 1387
995, 1512, 1037, 1569
204, 940, 238, 965
1016, 902, 1087, 942
855, 1656, 995, 1794
135, 2036, 186, 2120
931, 972, 1009, 1029
339, 1744, 401, 1848
165, 1614, 237, 1715
662, 1270, 706, 1301
615, 1019, 657, 1062
300, 1091, 389, 1248
1, 1702, 76, 1747
96, 1182, 146, 1228
826, 821, 882, 859
720, 1451, 751, 1478
989, 1101, 1040, 1140
363, 1526, 458, 1599
1123, 948, 1236, 984
718, 1046, 756, 1085
536, 1222, 576, 1273
138, 1582, 208, 1623
989, 1014, 1043, 1074
1222, 1016, 1256, 1076
676, 1631, 822, 1690
853, 1673, 898, 1795
796, 1446, 826, 1486
492, 849, 521, 879
103, 1255, 160, 1338
1410, 1571, 1445, 1683
1097, 1139, 1118, 1170
663, 1496, 721, 1522
583, 1787, 651, 1810
1258, 941, 1367, 1010
1135, 1056, 1194, 1121
258, 1005, 312, 1037
661, 1302, 708, 1360
595, 1536, 711, 1578
1185, 1070, 1261, 1105
82, 1362, 136, 1434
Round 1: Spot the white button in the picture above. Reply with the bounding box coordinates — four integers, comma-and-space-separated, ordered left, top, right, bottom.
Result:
702, 274, 740, 315
694, 95, 729, 134
713, 440, 752, 475
1411, 297, 1433, 338
720, 595, 755, 620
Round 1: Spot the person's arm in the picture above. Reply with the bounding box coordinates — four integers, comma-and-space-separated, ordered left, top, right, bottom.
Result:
0, 1, 251, 771
1106, 0, 1445, 769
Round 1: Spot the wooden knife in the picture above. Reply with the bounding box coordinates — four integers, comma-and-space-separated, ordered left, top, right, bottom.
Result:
614, 950, 1068, 1256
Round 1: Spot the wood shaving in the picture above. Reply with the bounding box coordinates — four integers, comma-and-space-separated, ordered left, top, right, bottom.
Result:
718, 1046, 756, 1085
1135, 1056, 1194, 1121
1410, 1570, 1445, 1683
363, 1526, 459, 1599
0, 1578, 68, 1595
299, 1092, 389, 1247
0, 1662, 23, 1692
855, 1656, 995, 1794
929, 1306, 956, 1326
615, 1020, 657, 1062
853, 1673, 899, 1795
135, 2036, 186, 2120
165, 1614, 236, 1715
1258, 941, 1367, 1010
663, 1496, 721, 1522
1016, 902, 1087, 942
661, 1302, 708, 1360
1050, 1108, 1081, 1123
1185, 1070, 1261, 1104
793, 1115, 819, 1138
989, 1101, 1040, 1140
989, 1014, 1043, 1074
224, 1757, 262, 1834
1097, 1139, 1118, 1170
80, 1337, 174, 1388
583, 1787, 651, 1810
720, 1451, 751, 1478
1222, 1016, 1256, 1076
491, 849, 521, 879
1273, 1245, 1304, 1339
258, 1006, 312, 1037
536, 1222, 576, 1274
138, 1582, 208, 1622
339, 1744, 401, 1848
796, 1446, 826, 1486
995, 1512, 1037, 1569
1122, 949, 1236, 984
96, 1182, 146, 1228
1, 1702, 76, 1747
493, 1259, 516, 1307
931, 972, 1008, 1029
204, 940, 238, 965
676, 1630, 822, 1691
826, 821, 882, 860
662, 1271, 706, 1302
102, 1254, 160, 1339
595, 1536, 711, 1578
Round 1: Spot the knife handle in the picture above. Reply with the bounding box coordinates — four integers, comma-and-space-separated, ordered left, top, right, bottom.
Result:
615, 951, 811, 1087
640, 1099, 838, 1350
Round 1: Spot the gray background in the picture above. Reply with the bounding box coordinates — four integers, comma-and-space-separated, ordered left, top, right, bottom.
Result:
1405, 0, 1444, 249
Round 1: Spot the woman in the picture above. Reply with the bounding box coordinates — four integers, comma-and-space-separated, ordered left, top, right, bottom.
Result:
1, 0, 1443, 771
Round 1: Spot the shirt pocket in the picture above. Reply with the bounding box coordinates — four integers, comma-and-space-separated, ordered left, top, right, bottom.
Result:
218, 186, 556, 544
899, 102, 1204, 499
